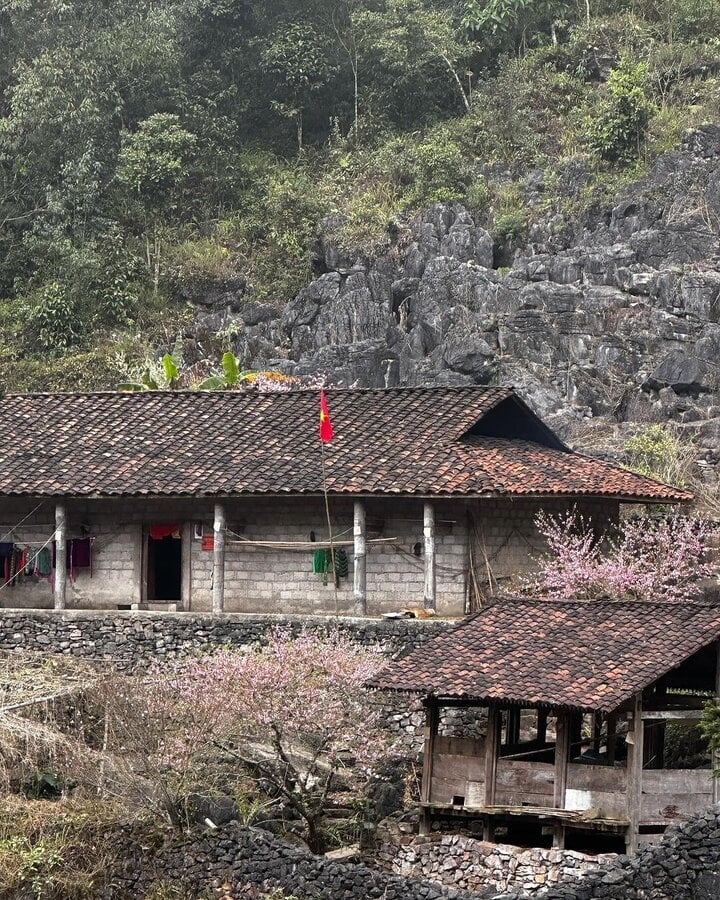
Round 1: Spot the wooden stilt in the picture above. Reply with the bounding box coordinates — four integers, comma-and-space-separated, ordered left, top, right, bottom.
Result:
54, 502, 67, 611
626, 693, 644, 853
553, 710, 571, 850
420, 698, 439, 835
483, 702, 500, 842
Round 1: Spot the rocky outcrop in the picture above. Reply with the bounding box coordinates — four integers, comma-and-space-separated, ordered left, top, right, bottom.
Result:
187, 125, 720, 474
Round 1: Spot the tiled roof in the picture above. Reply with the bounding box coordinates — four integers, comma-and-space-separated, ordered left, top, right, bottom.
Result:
372, 597, 720, 712
0, 387, 691, 500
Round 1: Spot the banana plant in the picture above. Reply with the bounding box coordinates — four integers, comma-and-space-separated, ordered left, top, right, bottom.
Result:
196, 352, 254, 390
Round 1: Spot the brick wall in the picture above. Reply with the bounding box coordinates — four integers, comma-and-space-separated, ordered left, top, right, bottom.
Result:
0, 495, 619, 616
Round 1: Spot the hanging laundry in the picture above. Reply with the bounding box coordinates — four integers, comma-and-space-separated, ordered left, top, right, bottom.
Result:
334, 548, 349, 579
312, 548, 331, 586
69, 537, 92, 582
150, 523, 181, 540
51, 538, 93, 580
34, 546, 52, 578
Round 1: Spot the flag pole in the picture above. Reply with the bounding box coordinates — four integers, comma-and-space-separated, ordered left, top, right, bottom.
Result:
320, 430, 339, 617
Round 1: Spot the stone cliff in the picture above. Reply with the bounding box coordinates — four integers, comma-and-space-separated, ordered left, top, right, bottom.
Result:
188, 125, 720, 478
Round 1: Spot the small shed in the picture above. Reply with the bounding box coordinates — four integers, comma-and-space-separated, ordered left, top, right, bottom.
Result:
372, 597, 720, 853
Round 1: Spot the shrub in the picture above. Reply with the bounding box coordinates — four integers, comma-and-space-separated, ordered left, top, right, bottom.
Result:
586, 56, 655, 162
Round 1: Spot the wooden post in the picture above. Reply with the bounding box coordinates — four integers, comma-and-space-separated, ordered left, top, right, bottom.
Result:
553, 710, 571, 850
537, 707, 548, 745
54, 502, 67, 611
607, 714, 617, 765
714, 643, 720, 804
626, 693, 644, 853
212, 503, 226, 614
353, 501, 367, 615
420, 698, 439, 835
483, 703, 500, 841
507, 706, 521, 748
423, 502, 436, 610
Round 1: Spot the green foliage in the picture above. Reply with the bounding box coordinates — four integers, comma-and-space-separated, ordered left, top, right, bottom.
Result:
115, 113, 197, 215
0, 0, 718, 390
624, 424, 688, 485
586, 57, 655, 162
463, 0, 570, 53
22, 282, 81, 353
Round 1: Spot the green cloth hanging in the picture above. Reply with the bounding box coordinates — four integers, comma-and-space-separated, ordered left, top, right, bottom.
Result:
312, 549, 330, 574
334, 548, 349, 579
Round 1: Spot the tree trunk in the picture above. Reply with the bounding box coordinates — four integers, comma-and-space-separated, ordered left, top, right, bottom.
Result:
305, 815, 323, 854
297, 109, 303, 153
441, 54, 470, 113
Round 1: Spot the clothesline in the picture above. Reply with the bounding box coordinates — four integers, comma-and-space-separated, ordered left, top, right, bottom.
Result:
226, 537, 398, 550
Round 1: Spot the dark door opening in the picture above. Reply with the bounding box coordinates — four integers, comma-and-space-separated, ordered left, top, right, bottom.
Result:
147, 535, 182, 602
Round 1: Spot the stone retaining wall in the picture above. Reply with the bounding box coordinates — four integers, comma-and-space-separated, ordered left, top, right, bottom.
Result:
102, 806, 720, 900
377, 833, 613, 897
103, 823, 479, 900
378, 807, 720, 899
0, 608, 448, 666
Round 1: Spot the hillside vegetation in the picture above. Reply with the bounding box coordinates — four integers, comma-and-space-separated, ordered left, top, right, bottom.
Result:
0, 0, 719, 389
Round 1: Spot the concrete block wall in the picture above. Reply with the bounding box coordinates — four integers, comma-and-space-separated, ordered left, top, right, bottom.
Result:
0, 495, 620, 615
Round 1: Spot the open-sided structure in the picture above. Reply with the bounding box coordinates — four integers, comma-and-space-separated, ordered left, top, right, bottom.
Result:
0, 387, 689, 615
373, 597, 720, 852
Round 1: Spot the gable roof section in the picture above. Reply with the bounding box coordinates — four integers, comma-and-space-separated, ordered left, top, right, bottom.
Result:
0, 387, 691, 500
371, 597, 720, 712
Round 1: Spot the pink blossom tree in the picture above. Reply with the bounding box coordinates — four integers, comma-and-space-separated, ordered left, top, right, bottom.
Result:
523, 511, 717, 602
120, 630, 390, 850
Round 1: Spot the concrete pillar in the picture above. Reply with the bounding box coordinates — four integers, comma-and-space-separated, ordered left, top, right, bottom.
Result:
54, 502, 67, 611
212, 503, 226, 614
353, 501, 367, 615
423, 502, 436, 610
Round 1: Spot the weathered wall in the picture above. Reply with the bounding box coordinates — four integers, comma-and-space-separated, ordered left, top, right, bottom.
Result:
0, 607, 448, 666
100, 805, 720, 900
377, 832, 614, 896
377, 806, 720, 899
102, 823, 477, 900
0, 495, 618, 616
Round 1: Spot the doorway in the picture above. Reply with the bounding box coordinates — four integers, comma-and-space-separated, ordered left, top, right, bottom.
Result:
147, 533, 182, 602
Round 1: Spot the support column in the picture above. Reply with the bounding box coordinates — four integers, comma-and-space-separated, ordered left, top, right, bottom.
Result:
537, 708, 548, 745
212, 503, 226, 615
54, 502, 67, 611
353, 501, 367, 615
483, 702, 500, 841
181, 521, 193, 611
507, 706, 521, 748
607, 714, 617, 765
423, 502, 436, 610
714, 643, 720, 804
553, 710, 571, 849
626, 693, 644, 853
420, 698, 439, 835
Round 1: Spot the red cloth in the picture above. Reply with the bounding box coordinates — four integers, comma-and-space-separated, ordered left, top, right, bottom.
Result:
150, 523, 180, 540
319, 389, 334, 443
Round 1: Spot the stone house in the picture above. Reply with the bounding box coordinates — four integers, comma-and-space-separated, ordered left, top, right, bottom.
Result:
0, 386, 689, 615
373, 597, 720, 854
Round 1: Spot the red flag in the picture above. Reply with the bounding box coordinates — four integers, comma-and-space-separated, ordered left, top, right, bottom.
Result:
319, 389, 334, 443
